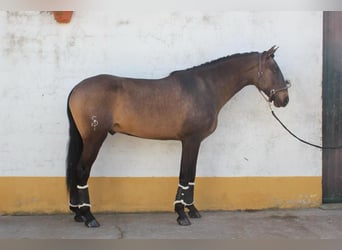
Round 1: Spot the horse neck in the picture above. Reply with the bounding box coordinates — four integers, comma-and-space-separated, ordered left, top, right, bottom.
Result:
199, 53, 259, 109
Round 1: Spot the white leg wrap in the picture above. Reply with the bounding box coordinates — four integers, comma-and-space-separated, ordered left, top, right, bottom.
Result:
174, 200, 194, 206
69, 203, 79, 208
71, 184, 91, 209
178, 184, 190, 190
77, 184, 89, 189
78, 203, 91, 208
174, 182, 195, 206
69, 202, 91, 208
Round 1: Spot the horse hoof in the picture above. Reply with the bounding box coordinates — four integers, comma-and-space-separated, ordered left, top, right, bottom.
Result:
74, 215, 87, 223
177, 216, 191, 226
188, 210, 202, 218
85, 219, 100, 228
186, 205, 202, 218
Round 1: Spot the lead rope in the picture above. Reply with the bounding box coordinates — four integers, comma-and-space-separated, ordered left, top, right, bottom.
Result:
269, 104, 342, 150
256, 52, 341, 150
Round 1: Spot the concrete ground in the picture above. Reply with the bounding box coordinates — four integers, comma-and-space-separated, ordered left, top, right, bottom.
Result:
1, 205, 342, 239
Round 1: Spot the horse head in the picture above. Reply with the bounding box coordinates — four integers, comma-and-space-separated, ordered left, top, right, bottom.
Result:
256, 46, 290, 107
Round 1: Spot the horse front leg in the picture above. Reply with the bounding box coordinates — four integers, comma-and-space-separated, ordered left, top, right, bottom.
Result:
174, 137, 202, 226
174, 183, 202, 224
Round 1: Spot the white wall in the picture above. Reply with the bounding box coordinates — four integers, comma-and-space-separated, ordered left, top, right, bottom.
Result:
0, 11, 322, 177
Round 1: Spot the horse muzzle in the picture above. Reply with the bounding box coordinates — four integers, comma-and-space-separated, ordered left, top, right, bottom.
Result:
273, 94, 289, 107
269, 80, 291, 107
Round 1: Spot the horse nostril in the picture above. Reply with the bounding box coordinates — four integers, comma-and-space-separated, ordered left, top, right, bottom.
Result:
284, 96, 289, 106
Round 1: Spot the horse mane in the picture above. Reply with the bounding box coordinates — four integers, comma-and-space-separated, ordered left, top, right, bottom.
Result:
170, 51, 258, 75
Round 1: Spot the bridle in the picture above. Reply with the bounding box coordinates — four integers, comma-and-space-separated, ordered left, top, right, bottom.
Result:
257, 53, 291, 103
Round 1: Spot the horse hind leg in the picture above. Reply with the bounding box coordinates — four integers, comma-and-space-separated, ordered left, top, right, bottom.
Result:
186, 204, 201, 218
66, 106, 87, 224
72, 132, 108, 228
69, 190, 86, 223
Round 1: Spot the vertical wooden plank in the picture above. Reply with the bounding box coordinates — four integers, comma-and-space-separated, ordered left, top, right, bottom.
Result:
323, 11, 342, 203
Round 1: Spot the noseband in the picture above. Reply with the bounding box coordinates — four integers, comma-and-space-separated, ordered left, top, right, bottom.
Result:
257, 53, 291, 103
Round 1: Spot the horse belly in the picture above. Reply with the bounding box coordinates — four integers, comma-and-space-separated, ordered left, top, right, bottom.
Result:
112, 110, 183, 140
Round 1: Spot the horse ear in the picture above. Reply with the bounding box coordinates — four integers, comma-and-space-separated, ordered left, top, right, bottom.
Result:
266, 45, 278, 58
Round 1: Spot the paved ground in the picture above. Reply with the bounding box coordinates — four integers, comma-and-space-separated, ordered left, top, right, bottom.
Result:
1, 205, 342, 239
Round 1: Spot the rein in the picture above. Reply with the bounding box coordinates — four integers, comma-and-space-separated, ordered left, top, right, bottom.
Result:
266, 101, 342, 150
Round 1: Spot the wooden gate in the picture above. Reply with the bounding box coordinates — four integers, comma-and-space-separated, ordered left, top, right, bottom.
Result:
323, 11, 342, 203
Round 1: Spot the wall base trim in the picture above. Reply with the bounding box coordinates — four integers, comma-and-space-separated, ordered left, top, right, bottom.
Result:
0, 176, 321, 214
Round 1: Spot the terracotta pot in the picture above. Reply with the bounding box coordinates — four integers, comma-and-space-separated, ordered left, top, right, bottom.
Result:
53, 11, 73, 24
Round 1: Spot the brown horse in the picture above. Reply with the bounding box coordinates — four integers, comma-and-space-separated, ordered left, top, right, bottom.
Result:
66, 46, 290, 227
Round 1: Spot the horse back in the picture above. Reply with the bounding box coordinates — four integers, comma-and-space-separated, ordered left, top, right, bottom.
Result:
68, 74, 217, 140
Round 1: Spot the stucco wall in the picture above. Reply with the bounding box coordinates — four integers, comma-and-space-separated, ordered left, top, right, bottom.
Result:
0, 11, 323, 213
0, 11, 322, 177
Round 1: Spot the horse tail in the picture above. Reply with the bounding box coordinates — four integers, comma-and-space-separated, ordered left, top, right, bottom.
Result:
66, 92, 83, 193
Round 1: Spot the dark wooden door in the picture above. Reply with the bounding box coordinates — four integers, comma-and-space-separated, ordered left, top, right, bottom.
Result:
323, 11, 342, 203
